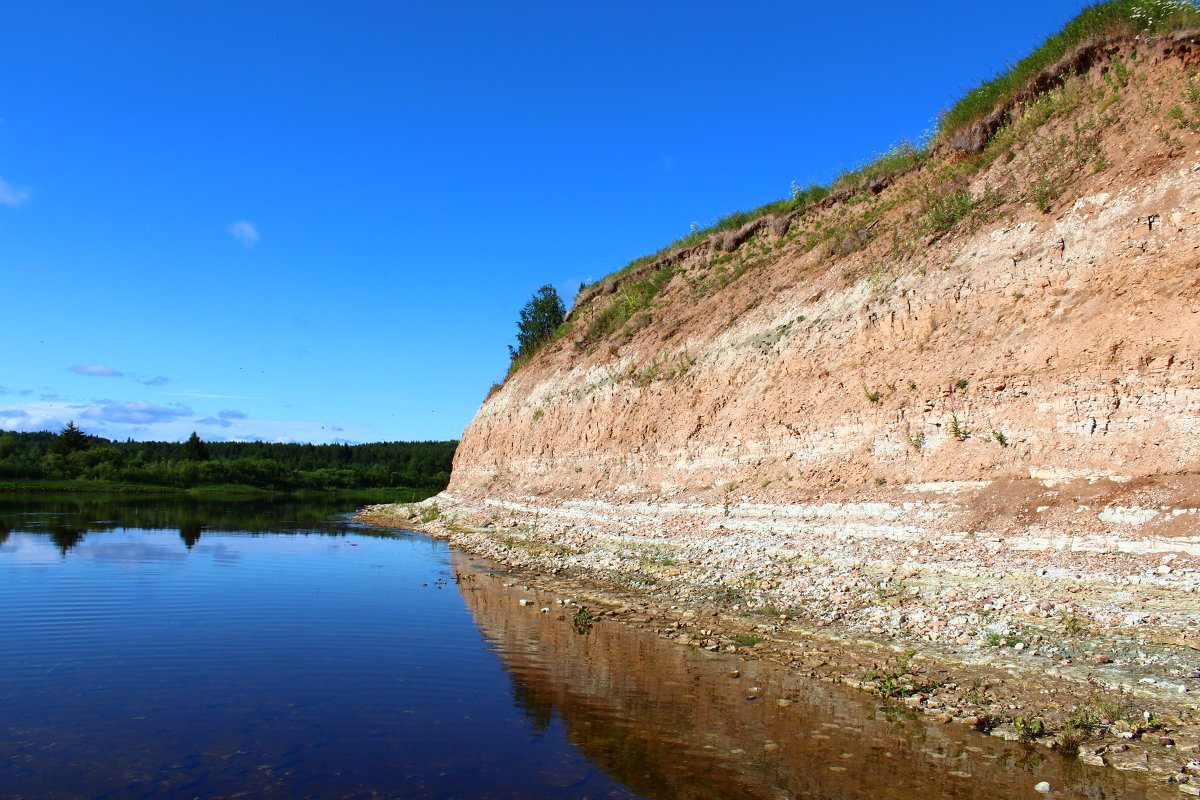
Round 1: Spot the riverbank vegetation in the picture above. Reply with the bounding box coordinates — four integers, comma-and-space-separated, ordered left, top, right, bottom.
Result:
0, 427, 456, 496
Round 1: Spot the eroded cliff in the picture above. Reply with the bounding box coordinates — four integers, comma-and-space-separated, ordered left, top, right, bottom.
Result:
454, 36, 1200, 527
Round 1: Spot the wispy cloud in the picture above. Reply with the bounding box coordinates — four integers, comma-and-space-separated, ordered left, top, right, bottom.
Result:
133, 374, 169, 386
69, 364, 123, 378
0, 177, 31, 207
81, 401, 193, 425
0, 399, 371, 445
227, 220, 260, 249
163, 390, 266, 400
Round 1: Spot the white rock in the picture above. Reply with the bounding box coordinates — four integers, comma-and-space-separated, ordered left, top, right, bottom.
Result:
1034, 781, 1053, 793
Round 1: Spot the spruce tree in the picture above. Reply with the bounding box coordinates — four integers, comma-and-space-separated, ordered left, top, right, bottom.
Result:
56, 420, 90, 454
183, 432, 209, 462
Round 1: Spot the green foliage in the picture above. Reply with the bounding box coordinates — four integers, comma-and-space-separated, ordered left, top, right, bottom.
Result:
991, 429, 1009, 446
509, 284, 566, 364
732, 633, 765, 647
1013, 715, 1046, 739
55, 421, 92, 455
419, 503, 441, 523
583, 265, 677, 343
0, 429, 457, 494
949, 414, 968, 441
866, 650, 942, 699
183, 432, 209, 462
830, 140, 928, 192
939, 0, 1200, 143
903, 426, 926, 451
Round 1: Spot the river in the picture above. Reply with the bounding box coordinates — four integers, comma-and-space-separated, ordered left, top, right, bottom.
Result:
0, 494, 1167, 799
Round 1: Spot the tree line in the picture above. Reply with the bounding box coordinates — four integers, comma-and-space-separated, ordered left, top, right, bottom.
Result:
0, 424, 457, 492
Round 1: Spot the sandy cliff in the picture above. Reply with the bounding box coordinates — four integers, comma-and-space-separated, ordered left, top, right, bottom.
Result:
363, 32, 1200, 767
454, 37, 1199, 528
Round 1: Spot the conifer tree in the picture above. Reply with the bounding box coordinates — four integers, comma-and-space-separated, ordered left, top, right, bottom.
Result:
56, 420, 90, 454
509, 285, 565, 363
183, 431, 209, 462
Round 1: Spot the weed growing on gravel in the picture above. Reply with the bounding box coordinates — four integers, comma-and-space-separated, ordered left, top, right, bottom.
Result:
866, 651, 942, 699
950, 413, 969, 441
904, 426, 926, 451
1014, 715, 1047, 740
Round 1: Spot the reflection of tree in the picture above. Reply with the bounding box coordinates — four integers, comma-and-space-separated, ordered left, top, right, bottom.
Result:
0, 524, 9, 546
179, 521, 202, 549
48, 525, 86, 555
510, 677, 554, 731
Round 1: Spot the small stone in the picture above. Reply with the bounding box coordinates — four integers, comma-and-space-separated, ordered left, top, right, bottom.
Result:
728, 670, 741, 679
1094, 655, 1113, 664
519, 599, 533, 606
1034, 781, 1053, 793
1162, 737, 1177, 747
777, 699, 792, 707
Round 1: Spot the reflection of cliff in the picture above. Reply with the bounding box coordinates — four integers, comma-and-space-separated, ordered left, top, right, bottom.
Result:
454, 551, 1156, 800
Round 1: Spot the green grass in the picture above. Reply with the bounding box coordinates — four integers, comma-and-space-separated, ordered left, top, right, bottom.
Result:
528, 1, 1200, 360
938, 0, 1200, 143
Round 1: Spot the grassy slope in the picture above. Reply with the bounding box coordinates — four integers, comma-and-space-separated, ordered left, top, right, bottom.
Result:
570, 1, 1199, 307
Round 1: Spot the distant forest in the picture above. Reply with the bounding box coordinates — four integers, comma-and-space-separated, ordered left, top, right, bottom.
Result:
0, 426, 457, 493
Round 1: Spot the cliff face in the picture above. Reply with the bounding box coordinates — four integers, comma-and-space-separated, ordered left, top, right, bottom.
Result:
452, 37, 1200, 524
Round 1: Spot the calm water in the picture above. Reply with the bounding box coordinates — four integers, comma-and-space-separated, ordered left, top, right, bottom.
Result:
0, 495, 1167, 799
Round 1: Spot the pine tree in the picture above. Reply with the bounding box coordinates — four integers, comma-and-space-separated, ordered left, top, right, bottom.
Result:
509, 285, 565, 363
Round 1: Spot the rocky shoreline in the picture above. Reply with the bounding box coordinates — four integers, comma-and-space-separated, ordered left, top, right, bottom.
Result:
358, 488, 1200, 791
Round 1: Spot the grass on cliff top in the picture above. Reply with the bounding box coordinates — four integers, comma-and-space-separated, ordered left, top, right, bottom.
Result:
938, 0, 1200, 141
571, 0, 1199, 311
578, 139, 928, 300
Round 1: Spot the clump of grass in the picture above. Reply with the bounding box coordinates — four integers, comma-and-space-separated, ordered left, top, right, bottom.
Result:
732, 633, 766, 647
939, 0, 1200, 143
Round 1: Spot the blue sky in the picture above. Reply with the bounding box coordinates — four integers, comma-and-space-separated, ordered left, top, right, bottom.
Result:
2, 0, 1096, 443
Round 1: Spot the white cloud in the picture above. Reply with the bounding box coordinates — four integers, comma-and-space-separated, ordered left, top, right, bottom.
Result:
227, 220, 260, 249
0, 177, 31, 207
69, 364, 124, 377
0, 398, 371, 445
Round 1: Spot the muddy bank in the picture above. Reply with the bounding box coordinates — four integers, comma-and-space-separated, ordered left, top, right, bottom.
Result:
358, 491, 1200, 790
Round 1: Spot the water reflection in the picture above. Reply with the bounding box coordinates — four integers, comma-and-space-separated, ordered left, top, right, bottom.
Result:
453, 552, 1169, 800
180, 521, 202, 549
0, 492, 388, 552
